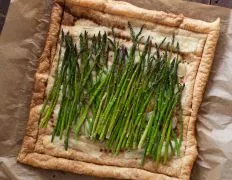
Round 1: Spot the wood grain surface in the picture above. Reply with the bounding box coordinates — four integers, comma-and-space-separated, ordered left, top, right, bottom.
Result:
0, 0, 10, 34
187, 0, 232, 7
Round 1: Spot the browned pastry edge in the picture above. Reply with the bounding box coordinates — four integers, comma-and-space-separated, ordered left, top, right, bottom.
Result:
17, 0, 220, 179
64, 0, 220, 33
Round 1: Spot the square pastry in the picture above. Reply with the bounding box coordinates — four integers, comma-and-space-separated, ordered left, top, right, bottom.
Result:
18, 0, 220, 179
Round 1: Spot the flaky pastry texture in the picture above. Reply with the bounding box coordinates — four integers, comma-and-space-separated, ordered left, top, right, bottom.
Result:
17, 0, 220, 179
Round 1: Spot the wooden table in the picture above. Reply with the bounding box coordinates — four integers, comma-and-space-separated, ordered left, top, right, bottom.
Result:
189, 0, 232, 6
0, 0, 231, 34
0, 0, 10, 33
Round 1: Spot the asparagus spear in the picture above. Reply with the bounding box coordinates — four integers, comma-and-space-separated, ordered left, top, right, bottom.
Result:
39, 23, 184, 165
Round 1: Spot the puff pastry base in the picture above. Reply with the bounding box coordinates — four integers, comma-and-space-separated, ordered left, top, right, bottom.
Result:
17, 0, 220, 179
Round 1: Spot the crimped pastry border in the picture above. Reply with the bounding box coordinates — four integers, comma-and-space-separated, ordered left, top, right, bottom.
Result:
17, 0, 220, 180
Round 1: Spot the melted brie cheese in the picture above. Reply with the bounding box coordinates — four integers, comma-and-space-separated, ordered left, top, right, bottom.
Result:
42, 18, 196, 158
62, 19, 203, 54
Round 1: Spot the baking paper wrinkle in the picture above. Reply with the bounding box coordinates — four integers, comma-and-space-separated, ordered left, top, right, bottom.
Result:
0, 0, 232, 180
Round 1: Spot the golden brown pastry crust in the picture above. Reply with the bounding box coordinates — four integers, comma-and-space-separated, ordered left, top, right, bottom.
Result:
17, 0, 220, 179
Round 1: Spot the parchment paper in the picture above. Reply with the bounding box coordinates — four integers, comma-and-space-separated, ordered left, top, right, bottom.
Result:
0, 0, 231, 179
